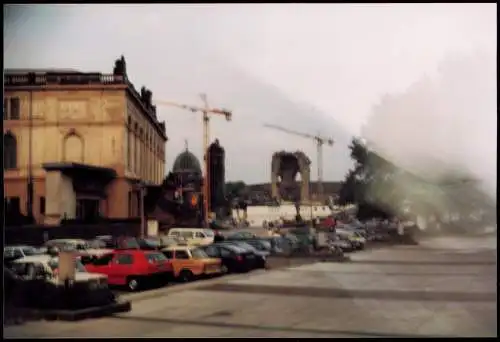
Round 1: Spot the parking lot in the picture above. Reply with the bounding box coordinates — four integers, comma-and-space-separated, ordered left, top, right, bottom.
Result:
5, 236, 496, 338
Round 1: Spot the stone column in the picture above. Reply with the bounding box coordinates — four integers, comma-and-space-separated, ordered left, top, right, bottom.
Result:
44, 171, 76, 225
140, 139, 145, 179
297, 153, 310, 203
129, 131, 135, 172
301, 168, 310, 203
134, 134, 139, 175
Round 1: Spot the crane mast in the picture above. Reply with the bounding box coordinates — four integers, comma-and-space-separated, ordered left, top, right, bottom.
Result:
156, 97, 232, 227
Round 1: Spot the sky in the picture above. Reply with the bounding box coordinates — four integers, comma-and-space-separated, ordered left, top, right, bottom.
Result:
4, 4, 497, 186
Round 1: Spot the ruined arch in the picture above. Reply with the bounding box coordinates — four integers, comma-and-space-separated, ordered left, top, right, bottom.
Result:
63, 130, 84, 163
271, 151, 311, 203
4, 131, 17, 170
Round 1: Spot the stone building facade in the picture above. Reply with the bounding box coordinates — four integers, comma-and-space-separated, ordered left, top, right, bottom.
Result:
3, 57, 167, 225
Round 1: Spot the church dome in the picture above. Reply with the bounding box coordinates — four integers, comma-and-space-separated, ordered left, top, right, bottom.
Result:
172, 150, 202, 175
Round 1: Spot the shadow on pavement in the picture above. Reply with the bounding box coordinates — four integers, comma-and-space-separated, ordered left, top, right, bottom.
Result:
291, 270, 497, 277
111, 314, 451, 338
347, 260, 496, 266
196, 283, 497, 303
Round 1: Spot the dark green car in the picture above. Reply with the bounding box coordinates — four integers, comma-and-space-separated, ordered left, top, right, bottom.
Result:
226, 231, 258, 240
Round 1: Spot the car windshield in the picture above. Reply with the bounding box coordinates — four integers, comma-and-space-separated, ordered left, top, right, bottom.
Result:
47, 258, 87, 273
179, 231, 193, 238
203, 230, 215, 237
146, 252, 168, 262
142, 238, 161, 247
191, 248, 209, 259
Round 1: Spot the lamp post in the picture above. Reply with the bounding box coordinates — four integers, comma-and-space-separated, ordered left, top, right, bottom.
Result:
27, 72, 35, 223
135, 181, 147, 238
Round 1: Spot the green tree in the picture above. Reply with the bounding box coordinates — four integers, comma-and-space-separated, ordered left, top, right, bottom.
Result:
225, 181, 247, 201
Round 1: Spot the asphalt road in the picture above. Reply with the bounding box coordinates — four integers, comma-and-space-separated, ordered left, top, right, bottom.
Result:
5, 235, 496, 338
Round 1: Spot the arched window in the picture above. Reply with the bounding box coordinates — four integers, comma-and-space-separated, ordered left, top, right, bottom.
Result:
63, 131, 84, 163
4, 132, 17, 170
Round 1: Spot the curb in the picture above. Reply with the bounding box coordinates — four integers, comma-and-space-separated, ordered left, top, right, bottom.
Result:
15, 300, 131, 322
118, 269, 268, 303
117, 254, 358, 303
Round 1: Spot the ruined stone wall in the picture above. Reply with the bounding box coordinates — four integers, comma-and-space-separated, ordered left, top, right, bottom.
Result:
271, 151, 311, 203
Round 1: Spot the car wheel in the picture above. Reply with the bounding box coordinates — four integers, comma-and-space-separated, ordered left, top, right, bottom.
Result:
127, 277, 140, 292
179, 270, 193, 283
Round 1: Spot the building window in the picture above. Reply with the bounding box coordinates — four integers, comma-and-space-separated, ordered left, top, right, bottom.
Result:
40, 197, 46, 215
4, 132, 18, 170
4, 97, 20, 120
10, 98, 20, 120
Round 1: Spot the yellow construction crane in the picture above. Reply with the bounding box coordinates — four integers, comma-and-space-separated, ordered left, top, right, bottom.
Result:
155, 95, 232, 227
263, 123, 334, 201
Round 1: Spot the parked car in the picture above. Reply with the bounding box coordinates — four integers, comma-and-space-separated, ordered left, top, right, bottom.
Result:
4, 245, 41, 268
77, 248, 115, 265
44, 239, 90, 251
10, 254, 113, 309
92, 236, 157, 250
199, 243, 258, 273
161, 245, 222, 282
226, 231, 258, 240
336, 229, 366, 250
288, 227, 317, 251
219, 241, 268, 269
340, 224, 369, 238
11, 254, 108, 287
167, 228, 215, 246
260, 233, 301, 255
158, 235, 187, 247
260, 236, 286, 254
85, 249, 173, 291
232, 239, 272, 252
328, 235, 354, 252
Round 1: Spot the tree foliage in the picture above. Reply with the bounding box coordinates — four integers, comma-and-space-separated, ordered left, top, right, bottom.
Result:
225, 181, 247, 200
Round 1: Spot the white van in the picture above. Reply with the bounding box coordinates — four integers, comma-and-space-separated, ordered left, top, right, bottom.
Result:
167, 228, 215, 246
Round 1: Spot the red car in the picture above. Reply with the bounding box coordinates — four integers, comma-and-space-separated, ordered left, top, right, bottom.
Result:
85, 249, 173, 291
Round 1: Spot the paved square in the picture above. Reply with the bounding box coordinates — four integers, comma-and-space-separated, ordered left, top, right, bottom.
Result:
4, 237, 497, 338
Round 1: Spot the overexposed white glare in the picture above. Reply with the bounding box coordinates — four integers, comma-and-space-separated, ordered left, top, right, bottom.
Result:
4, 4, 496, 189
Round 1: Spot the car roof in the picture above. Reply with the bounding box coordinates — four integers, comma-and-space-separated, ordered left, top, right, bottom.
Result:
336, 228, 354, 234
213, 243, 246, 253
114, 249, 147, 254
13, 255, 54, 263
162, 246, 190, 251
5, 245, 33, 249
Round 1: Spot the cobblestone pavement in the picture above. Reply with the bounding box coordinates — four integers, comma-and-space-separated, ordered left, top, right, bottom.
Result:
4, 237, 496, 338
